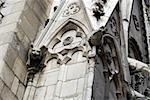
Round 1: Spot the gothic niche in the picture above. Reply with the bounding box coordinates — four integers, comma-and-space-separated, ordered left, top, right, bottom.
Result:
92, 0, 106, 20
90, 32, 124, 100
26, 44, 48, 82
128, 37, 142, 61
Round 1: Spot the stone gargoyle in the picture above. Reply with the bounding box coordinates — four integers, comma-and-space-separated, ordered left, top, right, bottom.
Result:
26, 43, 48, 82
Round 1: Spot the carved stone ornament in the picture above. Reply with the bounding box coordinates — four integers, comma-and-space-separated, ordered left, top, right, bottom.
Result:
92, 1, 105, 20
91, 32, 123, 99
109, 16, 119, 37
132, 15, 140, 31
63, 3, 80, 17
26, 44, 48, 82
63, 36, 73, 46
146, 7, 150, 24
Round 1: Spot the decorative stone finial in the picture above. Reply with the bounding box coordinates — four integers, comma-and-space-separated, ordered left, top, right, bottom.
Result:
92, 0, 106, 20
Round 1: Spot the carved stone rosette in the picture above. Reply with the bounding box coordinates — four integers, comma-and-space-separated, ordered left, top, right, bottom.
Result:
63, 3, 80, 17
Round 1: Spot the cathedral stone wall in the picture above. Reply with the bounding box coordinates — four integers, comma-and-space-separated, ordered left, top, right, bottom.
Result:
0, 0, 52, 100
0, 0, 149, 100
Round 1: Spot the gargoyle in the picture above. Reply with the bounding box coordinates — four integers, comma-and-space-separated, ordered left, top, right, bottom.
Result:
89, 26, 107, 46
26, 43, 48, 82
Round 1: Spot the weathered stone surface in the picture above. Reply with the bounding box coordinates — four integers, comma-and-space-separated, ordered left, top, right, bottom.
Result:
0, 0, 52, 99
16, 25, 25, 42
4, 44, 18, 69
22, 7, 41, 32
13, 57, 27, 83
0, 44, 9, 60
77, 78, 85, 94
45, 85, 55, 100
11, 77, 19, 95
60, 80, 78, 97
28, 87, 36, 100
0, 60, 14, 88
55, 81, 62, 97
33, 1, 46, 23
34, 87, 47, 100
0, 23, 17, 34
0, 12, 22, 27
44, 71, 59, 86
0, 32, 14, 46
64, 98, 74, 100
19, 15, 37, 41
6, 0, 25, 4
16, 83, 25, 100
26, 0, 35, 9
66, 62, 87, 80
0, 78, 4, 94
1, 85, 17, 100
11, 1, 26, 13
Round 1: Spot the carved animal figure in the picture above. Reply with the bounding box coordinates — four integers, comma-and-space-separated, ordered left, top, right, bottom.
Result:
26, 44, 48, 82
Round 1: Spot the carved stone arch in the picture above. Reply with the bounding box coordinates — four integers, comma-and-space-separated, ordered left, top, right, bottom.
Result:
47, 20, 90, 52
43, 53, 60, 70
128, 37, 142, 61
42, 18, 90, 49
91, 33, 124, 100
44, 19, 92, 66
101, 34, 124, 99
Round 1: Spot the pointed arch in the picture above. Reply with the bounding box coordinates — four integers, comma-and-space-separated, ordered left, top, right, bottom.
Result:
40, 18, 91, 48
91, 33, 125, 100
128, 37, 142, 61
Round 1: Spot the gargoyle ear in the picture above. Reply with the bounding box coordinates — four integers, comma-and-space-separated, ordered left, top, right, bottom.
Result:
31, 42, 34, 48
40, 46, 48, 52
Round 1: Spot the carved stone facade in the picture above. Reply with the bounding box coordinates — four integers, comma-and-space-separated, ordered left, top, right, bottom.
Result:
0, 0, 150, 100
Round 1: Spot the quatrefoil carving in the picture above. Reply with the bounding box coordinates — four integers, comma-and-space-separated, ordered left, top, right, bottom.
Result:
63, 3, 80, 17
